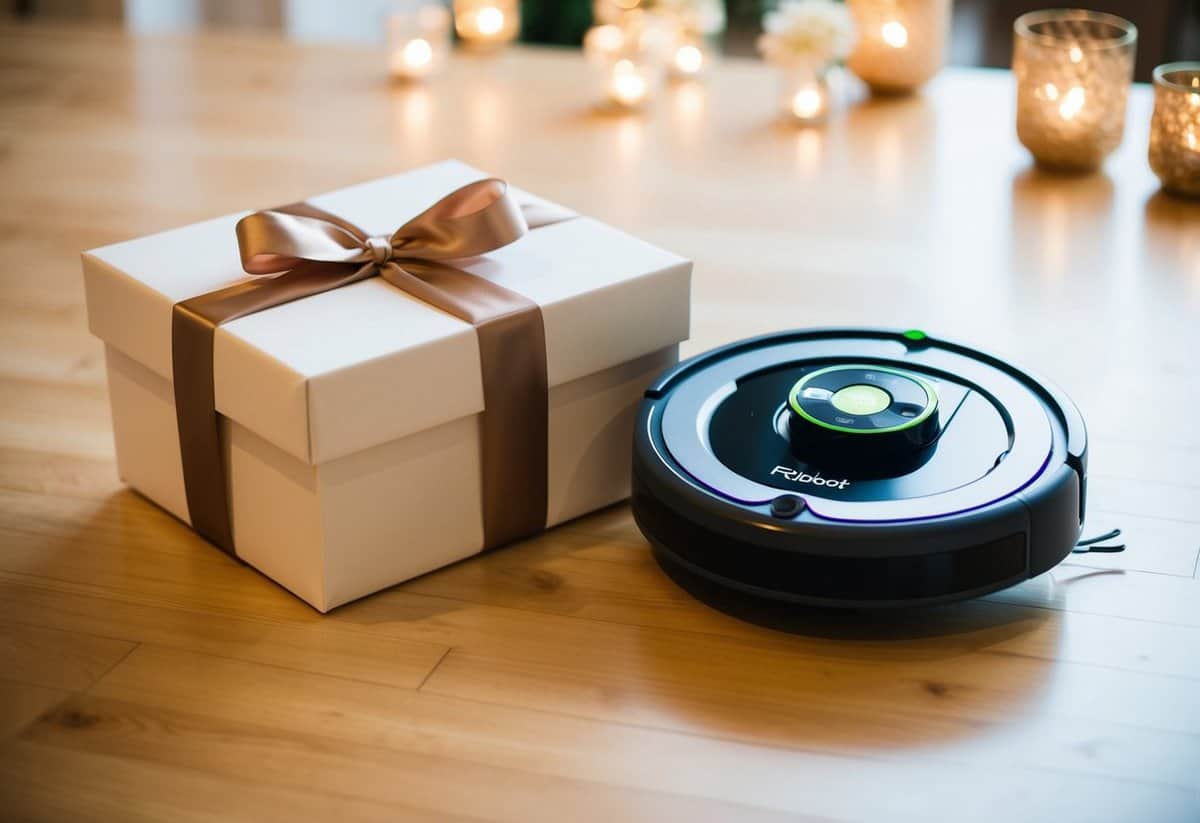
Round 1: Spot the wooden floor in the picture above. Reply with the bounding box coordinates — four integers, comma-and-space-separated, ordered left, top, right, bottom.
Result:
1, 22, 1198, 822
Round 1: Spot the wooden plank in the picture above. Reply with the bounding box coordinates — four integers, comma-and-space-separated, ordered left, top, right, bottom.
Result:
989, 564, 1200, 627
0, 580, 450, 690
78, 644, 1198, 822
0, 620, 134, 691
1088, 473, 1200, 527
0, 740, 474, 823
20, 694, 808, 823
1072, 509, 1199, 577
0, 680, 69, 739
0, 488, 317, 621
1089, 436, 1200, 491
0, 447, 121, 501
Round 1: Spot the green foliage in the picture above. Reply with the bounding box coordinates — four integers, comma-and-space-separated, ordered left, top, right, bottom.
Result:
520, 0, 595, 45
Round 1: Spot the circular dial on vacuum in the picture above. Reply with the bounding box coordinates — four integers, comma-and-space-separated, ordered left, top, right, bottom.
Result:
787, 364, 940, 465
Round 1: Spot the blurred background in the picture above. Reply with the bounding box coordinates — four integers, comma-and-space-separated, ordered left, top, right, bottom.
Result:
4, 0, 1198, 82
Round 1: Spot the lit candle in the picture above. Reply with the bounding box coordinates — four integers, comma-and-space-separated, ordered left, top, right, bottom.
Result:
846, 0, 950, 93
1149, 63, 1200, 197
584, 14, 669, 110
388, 5, 451, 80
782, 69, 831, 125
607, 58, 653, 109
454, 0, 519, 49
670, 36, 707, 80
1013, 10, 1137, 172
583, 23, 626, 64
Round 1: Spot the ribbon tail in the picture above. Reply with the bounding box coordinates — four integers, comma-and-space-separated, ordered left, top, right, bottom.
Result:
382, 261, 549, 547
171, 261, 373, 556
172, 299, 235, 555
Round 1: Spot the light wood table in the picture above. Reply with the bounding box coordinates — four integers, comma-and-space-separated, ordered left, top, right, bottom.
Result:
1, 22, 1198, 823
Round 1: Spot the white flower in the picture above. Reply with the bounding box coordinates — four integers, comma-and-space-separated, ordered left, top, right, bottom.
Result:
757, 0, 857, 69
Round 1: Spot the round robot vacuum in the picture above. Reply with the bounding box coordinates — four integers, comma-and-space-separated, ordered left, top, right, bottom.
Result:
632, 328, 1088, 615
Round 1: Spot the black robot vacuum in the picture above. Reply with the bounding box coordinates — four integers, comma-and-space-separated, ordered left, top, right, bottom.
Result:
632, 328, 1088, 615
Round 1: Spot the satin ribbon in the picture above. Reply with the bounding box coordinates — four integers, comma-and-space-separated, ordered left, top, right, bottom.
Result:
171, 178, 570, 558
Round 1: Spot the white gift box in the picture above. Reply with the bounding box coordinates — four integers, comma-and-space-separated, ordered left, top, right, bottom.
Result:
82, 160, 692, 611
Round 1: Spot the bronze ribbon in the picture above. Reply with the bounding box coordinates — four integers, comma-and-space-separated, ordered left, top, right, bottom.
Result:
171, 178, 569, 558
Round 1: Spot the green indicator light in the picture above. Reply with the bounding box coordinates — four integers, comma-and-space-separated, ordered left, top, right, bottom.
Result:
903, 329, 927, 341
831, 384, 891, 416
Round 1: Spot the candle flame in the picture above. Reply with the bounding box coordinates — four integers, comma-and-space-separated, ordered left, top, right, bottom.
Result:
791, 86, 825, 120
1059, 86, 1085, 120
474, 6, 504, 36
881, 21, 908, 49
674, 44, 703, 75
1068, 45, 1083, 64
1042, 83, 1059, 101
402, 38, 433, 68
610, 59, 647, 106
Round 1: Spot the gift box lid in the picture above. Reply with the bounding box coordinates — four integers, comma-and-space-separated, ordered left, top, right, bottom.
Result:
82, 160, 692, 466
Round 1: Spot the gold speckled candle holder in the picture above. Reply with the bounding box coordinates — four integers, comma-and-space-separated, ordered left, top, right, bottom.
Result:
1149, 63, 1200, 198
1013, 9, 1137, 173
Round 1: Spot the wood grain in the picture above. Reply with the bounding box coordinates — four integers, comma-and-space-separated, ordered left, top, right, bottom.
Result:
0, 681, 69, 740
0, 20, 1198, 823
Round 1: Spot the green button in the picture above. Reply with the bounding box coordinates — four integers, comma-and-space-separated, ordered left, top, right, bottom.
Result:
830, 384, 891, 416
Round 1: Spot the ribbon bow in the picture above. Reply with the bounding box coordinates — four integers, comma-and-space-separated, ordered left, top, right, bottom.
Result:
236, 177, 528, 285
172, 178, 570, 560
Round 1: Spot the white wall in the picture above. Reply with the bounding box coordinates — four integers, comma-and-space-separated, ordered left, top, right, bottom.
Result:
123, 0, 441, 41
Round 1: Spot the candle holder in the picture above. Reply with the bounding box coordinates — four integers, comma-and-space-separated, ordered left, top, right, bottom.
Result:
1149, 62, 1200, 198
846, 0, 951, 94
584, 12, 673, 111
1013, 10, 1137, 173
388, 5, 452, 80
454, 0, 519, 49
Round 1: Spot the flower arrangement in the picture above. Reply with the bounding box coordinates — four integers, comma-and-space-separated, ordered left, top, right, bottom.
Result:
758, 0, 857, 69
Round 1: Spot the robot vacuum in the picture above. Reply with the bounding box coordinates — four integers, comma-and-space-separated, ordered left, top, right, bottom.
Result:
632, 328, 1088, 616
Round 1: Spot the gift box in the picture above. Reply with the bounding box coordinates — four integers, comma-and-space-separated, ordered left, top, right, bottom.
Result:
82, 160, 691, 611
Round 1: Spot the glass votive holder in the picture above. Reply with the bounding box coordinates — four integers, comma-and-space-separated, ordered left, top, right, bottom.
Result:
1149, 62, 1200, 197
846, 0, 951, 94
454, 0, 520, 49
1013, 9, 1137, 173
388, 5, 452, 80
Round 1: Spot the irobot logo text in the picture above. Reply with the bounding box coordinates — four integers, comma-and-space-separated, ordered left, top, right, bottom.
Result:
770, 465, 851, 489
